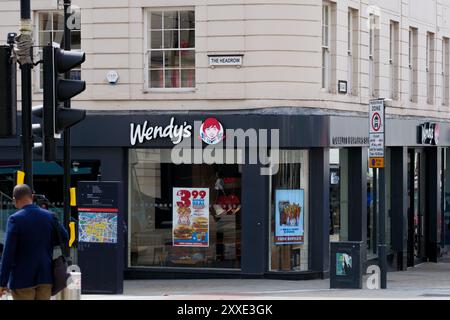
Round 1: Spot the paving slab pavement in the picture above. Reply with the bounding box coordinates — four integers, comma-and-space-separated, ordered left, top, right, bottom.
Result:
82, 258, 450, 300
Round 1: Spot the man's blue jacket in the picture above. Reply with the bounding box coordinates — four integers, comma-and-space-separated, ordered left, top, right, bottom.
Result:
0, 204, 68, 289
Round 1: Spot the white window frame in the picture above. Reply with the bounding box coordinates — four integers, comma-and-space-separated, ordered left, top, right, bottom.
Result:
144, 8, 196, 93
369, 14, 376, 97
322, 3, 331, 91
34, 10, 81, 93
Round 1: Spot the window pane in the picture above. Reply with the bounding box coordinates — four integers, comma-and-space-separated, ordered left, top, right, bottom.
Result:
150, 50, 163, 68
164, 30, 178, 49
150, 69, 164, 88
150, 12, 162, 30
71, 31, 81, 50
164, 50, 180, 68
165, 69, 180, 88
270, 150, 309, 272
151, 30, 162, 49
329, 149, 349, 242
180, 50, 195, 68
180, 30, 195, 48
164, 11, 178, 30
39, 32, 52, 46
181, 69, 195, 88
180, 11, 194, 29
39, 12, 51, 32
53, 31, 64, 45
53, 11, 65, 31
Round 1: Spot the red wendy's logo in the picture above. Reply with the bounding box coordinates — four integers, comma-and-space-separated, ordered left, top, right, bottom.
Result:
200, 117, 224, 145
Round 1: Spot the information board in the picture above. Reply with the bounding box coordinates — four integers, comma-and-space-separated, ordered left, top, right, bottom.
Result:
369, 99, 385, 168
77, 181, 123, 294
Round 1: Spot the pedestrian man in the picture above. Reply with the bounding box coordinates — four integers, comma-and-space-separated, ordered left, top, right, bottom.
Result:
0, 184, 68, 300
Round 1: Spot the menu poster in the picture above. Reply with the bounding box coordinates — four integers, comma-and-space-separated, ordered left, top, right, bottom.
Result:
173, 188, 209, 247
275, 189, 304, 245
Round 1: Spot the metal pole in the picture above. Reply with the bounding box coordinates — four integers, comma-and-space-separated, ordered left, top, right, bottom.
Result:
20, 0, 33, 188
63, 0, 72, 258
378, 167, 387, 288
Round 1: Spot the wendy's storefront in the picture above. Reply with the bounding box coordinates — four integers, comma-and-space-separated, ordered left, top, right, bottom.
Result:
0, 108, 449, 282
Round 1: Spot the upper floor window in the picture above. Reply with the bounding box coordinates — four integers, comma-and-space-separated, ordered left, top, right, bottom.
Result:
36, 11, 81, 91
442, 37, 449, 106
369, 14, 378, 97
347, 8, 358, 95
389, 21, 399, 100
321, 3, 330, 90
409, 27, 418, 102
427, 32, 435, 104
146, 10, 195, 90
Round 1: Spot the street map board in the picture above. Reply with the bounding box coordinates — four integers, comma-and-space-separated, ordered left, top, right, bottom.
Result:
77, 181, 124, 294
78, 208, 118, 243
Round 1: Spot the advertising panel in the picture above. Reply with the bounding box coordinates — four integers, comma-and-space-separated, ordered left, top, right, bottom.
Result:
275, 189, 304, 245
173, 188, 209, 247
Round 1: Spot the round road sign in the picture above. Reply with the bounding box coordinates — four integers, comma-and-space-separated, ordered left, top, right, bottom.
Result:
371, 112, 381, 132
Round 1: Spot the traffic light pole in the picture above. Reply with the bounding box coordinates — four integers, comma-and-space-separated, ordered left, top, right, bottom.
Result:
20, 0, 33, 188
63, 0, 72, 257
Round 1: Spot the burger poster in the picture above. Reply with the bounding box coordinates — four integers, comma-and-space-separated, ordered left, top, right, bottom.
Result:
173, 187, 209, 247
275, 189, 304, 245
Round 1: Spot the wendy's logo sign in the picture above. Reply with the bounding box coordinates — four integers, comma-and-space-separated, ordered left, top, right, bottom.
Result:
199, 118, 224, 145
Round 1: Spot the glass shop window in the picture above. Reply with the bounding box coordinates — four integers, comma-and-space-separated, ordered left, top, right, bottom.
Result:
128, 149, 241, 269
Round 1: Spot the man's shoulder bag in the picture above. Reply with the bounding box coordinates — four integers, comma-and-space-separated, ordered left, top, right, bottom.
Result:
51, 217, 70, 296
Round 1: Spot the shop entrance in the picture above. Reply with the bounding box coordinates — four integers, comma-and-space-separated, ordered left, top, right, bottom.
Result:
407, 149, 427, 267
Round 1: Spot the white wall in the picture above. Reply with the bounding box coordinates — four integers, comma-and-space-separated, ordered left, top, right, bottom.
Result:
0, 0, 449, 119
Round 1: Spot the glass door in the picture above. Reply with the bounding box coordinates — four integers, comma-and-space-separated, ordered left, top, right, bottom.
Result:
407, 150, 426, 267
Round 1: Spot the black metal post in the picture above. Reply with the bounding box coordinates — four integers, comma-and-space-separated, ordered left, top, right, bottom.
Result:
63, 0, 71, 256
20, 0, 33, 188
378, 167, 387, 288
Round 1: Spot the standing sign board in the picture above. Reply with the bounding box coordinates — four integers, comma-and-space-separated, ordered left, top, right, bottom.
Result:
369, 99, 385, 168
330, 241, 363, 289
77, 181, 124, 294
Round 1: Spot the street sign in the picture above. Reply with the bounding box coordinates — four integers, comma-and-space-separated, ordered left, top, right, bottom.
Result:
369, 99, 385, 168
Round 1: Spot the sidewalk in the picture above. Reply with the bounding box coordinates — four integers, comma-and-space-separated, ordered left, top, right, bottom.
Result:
83, 258, 450, 300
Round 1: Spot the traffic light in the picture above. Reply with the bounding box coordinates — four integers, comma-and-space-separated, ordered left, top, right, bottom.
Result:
41, 44, 86, 161
0, 43, 17, 138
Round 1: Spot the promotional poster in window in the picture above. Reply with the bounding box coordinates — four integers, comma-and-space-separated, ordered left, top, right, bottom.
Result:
275, 189, 304, 245
173, 188, 209, 247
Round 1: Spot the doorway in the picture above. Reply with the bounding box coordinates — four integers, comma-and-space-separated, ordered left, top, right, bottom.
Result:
407, 149, 427, 267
